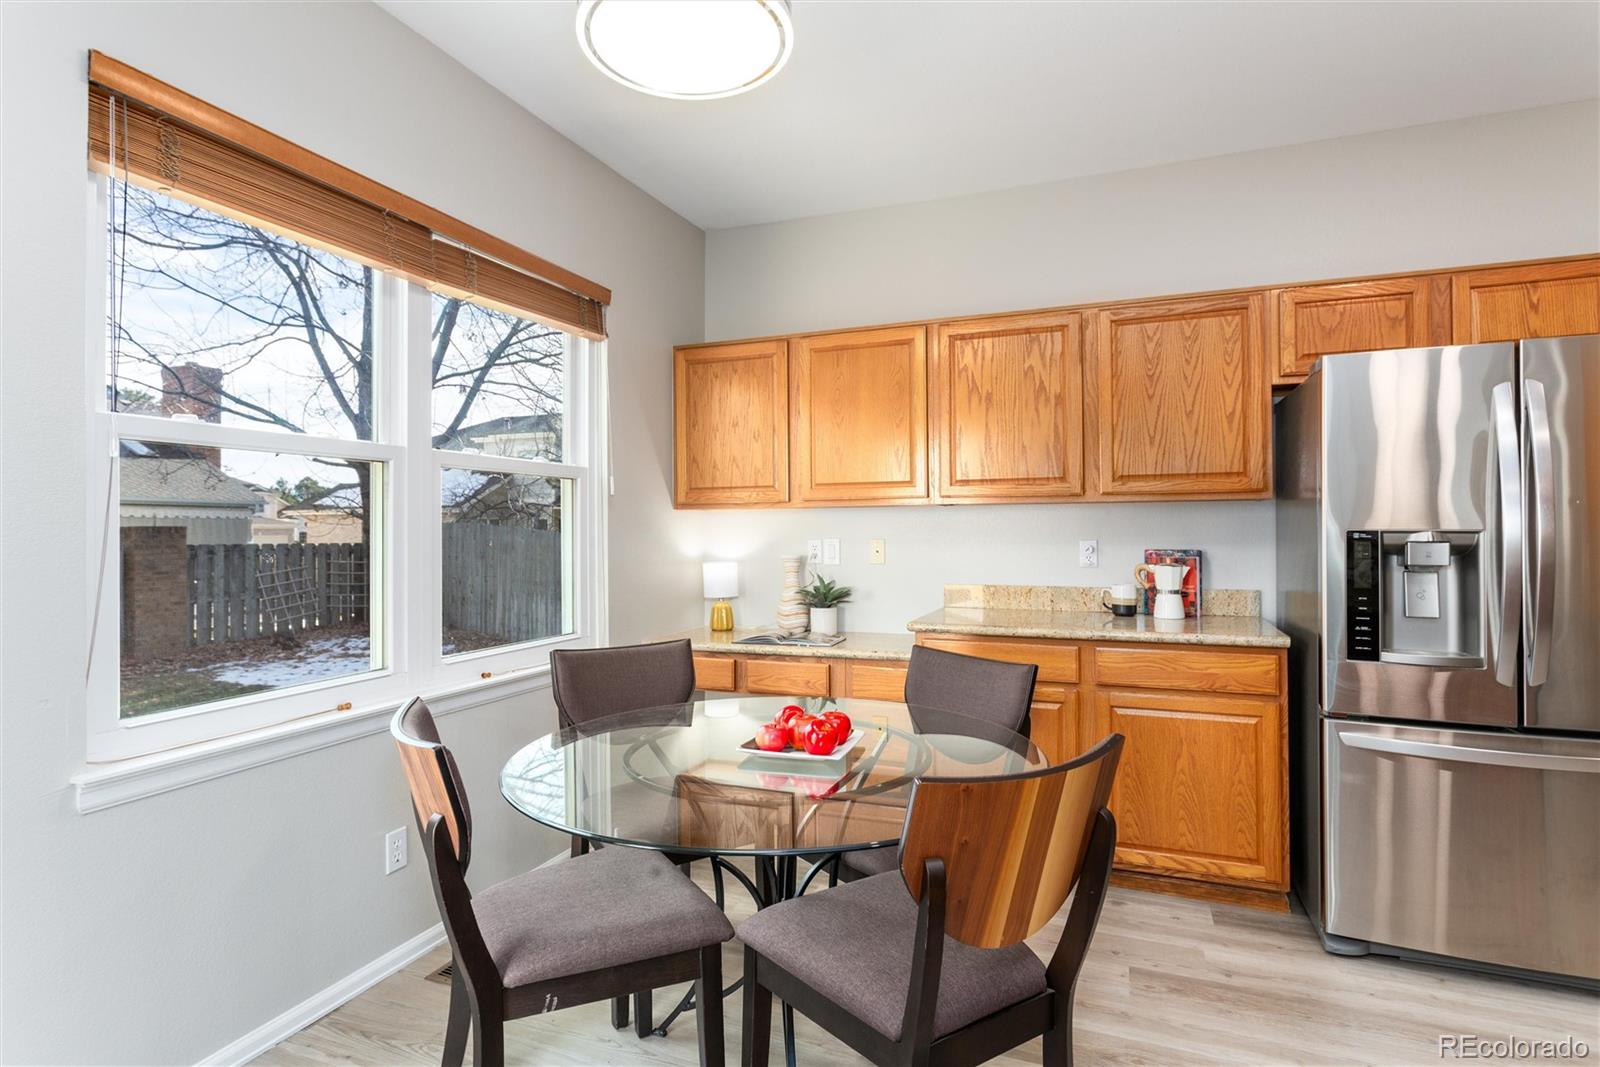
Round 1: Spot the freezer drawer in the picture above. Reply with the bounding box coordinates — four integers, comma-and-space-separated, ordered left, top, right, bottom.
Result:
1325, 720, 1600, 980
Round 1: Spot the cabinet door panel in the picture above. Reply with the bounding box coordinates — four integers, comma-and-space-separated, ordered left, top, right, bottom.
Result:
846, 662, 908, 701
932, 312, 1084, 500
1453, 258, 1600, 343
743, 658, 830, 697
1029, 685, 1084, 764
1095, 688, 1285, 888
1273, 277, 1444, 383
1095, 294, 1269, 497
674, 340, 789, 506
793, 326, 928, 502
693, 655, 737, 692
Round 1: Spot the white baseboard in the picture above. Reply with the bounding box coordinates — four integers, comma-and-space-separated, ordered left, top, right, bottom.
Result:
199, 923, 445, 1067
198, 851, 567, 1067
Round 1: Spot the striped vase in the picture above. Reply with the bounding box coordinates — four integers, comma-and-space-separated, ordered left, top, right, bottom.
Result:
777, 555, 809, 635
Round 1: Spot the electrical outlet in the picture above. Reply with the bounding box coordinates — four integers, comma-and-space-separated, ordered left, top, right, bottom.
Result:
868, 538, 886, 565
1079, 539, 1099, 568
807, 539, 822, 565
823, 539, 841, 565
385, 827, 408, 875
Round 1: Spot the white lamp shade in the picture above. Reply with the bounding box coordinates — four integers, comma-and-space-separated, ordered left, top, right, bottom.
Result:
702, 561, 739, 599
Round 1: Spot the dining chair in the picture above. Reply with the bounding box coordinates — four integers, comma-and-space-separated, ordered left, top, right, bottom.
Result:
737, 733, 1123, 1067
840, 645, 1039, 881
550, 638, 697, 732
391, 698, 733, 1067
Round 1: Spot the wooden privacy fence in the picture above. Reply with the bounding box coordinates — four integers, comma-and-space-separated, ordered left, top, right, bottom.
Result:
189, 542, 367, 645
442, 523, 563, 642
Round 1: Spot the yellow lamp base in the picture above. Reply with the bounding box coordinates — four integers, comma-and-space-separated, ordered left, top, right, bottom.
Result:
709, 599, 735, 632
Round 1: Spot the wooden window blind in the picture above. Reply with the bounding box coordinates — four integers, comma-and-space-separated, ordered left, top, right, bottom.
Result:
86, 51, 608, 340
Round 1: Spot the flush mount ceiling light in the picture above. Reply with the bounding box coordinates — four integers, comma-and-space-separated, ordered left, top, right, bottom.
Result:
575, 0, 794, 101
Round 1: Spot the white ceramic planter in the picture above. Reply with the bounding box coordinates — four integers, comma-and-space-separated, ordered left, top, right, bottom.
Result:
808, 606, 839, 636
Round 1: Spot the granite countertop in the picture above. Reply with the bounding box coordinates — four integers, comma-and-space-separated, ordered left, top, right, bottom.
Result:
665, 627, 915, 661
906, 606, 1290, 649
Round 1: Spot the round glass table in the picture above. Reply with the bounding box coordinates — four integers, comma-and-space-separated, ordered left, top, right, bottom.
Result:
500, 694, 1044, 1061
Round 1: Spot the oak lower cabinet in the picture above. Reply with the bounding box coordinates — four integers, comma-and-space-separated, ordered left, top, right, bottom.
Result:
1452, 257, 1600, 343
791, 325, 929, 504
913, 632, 1289, 906
1271, 276, 1449, 385
1093, 292, 1271, 498
691, 653, 908, 701
1093, 688, 1285, 890
673, 340, 789, 506
930, 311, 1086, 501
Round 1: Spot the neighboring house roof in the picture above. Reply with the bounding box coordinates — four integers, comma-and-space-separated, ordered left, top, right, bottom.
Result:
435, 412, 560, 454
119, 458, 261, 510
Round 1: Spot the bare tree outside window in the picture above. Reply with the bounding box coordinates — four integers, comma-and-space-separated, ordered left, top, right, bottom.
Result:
111, 185, 572, 716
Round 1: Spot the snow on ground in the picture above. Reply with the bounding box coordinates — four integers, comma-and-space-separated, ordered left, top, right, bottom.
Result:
206, 633, 373, 687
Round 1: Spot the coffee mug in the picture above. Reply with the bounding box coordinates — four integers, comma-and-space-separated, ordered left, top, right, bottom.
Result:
1102, 582, 1138, 617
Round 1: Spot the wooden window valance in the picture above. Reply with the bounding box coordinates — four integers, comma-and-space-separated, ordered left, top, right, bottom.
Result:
86, 51, 608, 340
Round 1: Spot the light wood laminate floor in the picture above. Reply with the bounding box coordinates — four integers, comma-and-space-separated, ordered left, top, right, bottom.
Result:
256, 863, 1598, 1067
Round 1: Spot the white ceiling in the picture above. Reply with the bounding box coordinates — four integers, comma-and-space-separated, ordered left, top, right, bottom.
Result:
381, 1, 1600, 230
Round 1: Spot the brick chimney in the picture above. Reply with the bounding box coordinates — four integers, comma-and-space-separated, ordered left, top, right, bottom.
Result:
161, 363, 224, 467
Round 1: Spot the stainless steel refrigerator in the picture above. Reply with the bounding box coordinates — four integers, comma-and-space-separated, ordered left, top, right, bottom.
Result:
1276, 335, 1599, 985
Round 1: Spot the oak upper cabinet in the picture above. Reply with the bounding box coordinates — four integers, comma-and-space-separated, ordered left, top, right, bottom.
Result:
1452, 257, 1600, 343
674, 340, 789, 506
930, 312, 1085, 501
1094, 687, 1286, 889
1093, 293, 1270, 497
1271, 276, 1449, 384
792, 325, 928, 503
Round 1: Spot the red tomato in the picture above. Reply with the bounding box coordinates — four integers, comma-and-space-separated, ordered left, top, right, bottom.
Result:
801, 719, 840, 756
774, 705, 805, 728
755, 723, 789, 752
819, 710, 852, 740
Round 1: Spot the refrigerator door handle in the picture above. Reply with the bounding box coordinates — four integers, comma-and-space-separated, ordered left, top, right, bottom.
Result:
1523, 379, 1556, 688
1338, 730, 1600, 773
1489, 381, 1522, 688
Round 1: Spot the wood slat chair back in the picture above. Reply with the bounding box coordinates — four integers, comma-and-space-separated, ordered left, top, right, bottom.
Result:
391, 697, 472, 868
899, 734, 1123, 948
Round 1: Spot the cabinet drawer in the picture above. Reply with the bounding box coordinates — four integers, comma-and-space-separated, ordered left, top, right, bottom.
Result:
743, 658, 831, 697
692, 655, 737, 692
847, 662, 908, 701
915, 634, 1080, 683
1093, 646, 1279, 697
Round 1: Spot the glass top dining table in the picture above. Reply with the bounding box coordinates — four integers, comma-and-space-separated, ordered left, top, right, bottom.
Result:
500, 694, 1047, 861
501, 694, 1045, 1062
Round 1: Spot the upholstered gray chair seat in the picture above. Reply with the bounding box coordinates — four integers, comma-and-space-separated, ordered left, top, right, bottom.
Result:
475, 845, 733, 988
736, 872, 1047, 1041
841, 846, 898, 878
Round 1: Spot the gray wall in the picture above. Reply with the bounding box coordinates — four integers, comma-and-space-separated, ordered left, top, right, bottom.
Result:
700, 101, 1600, 630
0, 2, 702, 1062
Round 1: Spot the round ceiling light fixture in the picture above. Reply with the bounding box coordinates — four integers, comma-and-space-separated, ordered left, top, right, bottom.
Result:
575, 0, 794, 101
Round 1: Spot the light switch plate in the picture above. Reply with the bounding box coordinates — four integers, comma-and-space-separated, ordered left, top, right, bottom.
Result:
868, 538, 886, 565
823, 539, 841, 566
1079, 540, 1098, 567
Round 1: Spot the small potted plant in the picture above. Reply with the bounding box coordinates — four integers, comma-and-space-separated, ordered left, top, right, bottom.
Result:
801, 575, 853, 636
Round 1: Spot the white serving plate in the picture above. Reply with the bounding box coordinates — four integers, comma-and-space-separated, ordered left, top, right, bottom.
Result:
738, 727, 865, 762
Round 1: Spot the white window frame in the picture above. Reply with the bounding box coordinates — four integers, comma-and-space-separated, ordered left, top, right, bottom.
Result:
83, 176, 609, 763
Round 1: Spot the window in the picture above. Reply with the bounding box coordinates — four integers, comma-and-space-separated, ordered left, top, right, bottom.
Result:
86, 106, 607, 759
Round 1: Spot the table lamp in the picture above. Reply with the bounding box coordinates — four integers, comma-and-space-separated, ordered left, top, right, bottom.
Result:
702, 561, 739, 632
